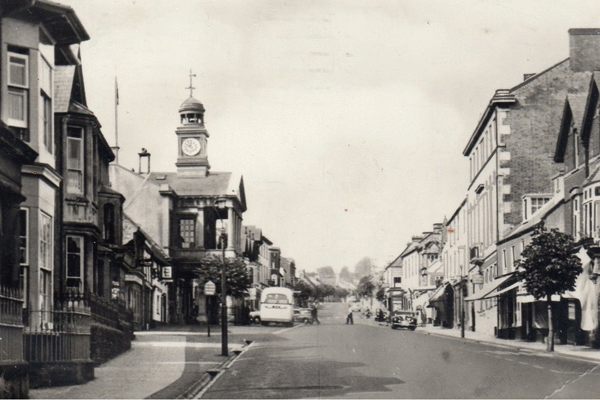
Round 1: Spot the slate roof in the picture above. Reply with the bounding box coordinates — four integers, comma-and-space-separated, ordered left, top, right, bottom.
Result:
148, 171, 233, 197
567, 92, 589, 132
54, 65, 76, 113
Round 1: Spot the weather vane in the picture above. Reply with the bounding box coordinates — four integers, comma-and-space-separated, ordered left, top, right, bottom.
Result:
186, 69, 196, 97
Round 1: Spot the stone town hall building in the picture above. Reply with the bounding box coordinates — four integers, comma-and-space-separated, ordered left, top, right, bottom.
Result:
110, 91, 247, 325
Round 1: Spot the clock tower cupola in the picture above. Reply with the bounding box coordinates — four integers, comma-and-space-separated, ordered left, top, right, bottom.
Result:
176, 70, 210, 177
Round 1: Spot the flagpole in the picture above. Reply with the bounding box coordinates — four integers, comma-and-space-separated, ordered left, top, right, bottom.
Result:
114, 76, 120, 164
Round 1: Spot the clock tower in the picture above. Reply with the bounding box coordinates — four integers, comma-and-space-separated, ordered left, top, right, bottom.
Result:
175, 95, 210, 177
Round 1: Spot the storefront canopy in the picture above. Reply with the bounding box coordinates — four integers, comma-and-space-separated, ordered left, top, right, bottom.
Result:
465, 274, 514, 301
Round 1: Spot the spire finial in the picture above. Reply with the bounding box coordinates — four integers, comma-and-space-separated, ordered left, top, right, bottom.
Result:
186, 69, 197, 97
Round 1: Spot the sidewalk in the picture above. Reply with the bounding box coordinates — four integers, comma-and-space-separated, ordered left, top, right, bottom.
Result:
415, 323, 600, 363
29, 325, 249, 399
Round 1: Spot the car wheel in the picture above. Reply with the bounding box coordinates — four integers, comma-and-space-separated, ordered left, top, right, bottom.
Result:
391, 325, 397, 330
409, 326, 416, 331
302, 318, 309, 325
253, 317, 261, 324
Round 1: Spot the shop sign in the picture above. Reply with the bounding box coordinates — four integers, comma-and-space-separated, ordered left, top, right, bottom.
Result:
204, 280, 216, 296
162, 266, 172, 279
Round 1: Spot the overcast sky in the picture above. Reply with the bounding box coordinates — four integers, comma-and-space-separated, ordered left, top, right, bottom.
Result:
59, 0, 600, 274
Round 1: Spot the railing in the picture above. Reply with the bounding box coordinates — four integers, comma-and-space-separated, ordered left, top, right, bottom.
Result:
0, 285, 24, 362
23, 296, 91, 363
89, 294, 120, 329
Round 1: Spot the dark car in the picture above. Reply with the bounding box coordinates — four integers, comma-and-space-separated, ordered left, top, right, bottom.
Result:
390, 311, 417, 330
293, 308, 314, 324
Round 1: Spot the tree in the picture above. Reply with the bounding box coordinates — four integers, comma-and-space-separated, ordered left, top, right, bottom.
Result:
375, 287, 386, 303
356, 276, 375, 298
193, 255, 252, 299
294, 280, 316, 307
516, 225, 582, 352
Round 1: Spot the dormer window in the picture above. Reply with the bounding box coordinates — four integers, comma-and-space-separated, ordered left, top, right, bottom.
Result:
522, 194, 551, 221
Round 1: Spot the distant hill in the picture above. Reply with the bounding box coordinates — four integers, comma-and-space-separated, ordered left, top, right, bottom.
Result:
353, 257, 372, 280
339, 266, 353, 283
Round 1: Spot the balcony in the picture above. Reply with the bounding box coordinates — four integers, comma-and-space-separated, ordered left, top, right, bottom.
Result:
469, 244, 485, 266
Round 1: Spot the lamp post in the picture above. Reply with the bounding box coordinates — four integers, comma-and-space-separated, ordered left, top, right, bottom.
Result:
460, 265, 465, 339
219, 226, 228, 357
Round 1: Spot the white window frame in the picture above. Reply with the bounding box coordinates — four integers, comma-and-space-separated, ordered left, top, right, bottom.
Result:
39, 212, 52, 272
41, 93, 52, 153
7, 52, 29, 128
19, 208, 28, 266
67, 127, 84, 194
66, 235, 84, 292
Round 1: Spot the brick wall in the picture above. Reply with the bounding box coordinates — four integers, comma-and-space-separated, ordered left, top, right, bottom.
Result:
502, 61, 592, 233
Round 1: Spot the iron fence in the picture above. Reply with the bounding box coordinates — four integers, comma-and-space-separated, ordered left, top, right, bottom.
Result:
0, 285, 24, 362
23, 295, 91, 363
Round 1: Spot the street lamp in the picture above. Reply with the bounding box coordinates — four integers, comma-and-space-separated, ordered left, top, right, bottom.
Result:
460, 265, 465, 339
219, 225, 228, 356
214, 199, 229, 357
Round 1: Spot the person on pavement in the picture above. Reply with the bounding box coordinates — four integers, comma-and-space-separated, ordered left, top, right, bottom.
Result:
346, 303, 354, 325
311, 303, 321, 325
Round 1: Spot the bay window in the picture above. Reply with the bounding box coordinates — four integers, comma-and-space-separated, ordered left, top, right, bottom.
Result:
66, 236, 84, 291
7, 52, 28, 133
67, 127, 84, 193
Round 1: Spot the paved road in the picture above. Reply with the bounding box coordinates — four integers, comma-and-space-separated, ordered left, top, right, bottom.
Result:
202, 302, 600, 399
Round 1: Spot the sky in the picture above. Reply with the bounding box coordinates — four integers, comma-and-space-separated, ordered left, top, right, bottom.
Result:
58, 0, 600, 274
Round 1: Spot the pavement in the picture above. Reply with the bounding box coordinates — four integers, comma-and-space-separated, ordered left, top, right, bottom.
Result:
372, 318, 600, 363
29, 325, 253, 399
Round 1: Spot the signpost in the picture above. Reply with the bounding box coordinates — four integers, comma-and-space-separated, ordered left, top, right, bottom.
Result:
204, 281, 216, 337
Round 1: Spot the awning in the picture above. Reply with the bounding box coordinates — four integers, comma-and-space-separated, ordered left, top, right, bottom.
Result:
465, 274, 513, 301
428, 283, 450, 304
518, 294, 561, 303
487, 281, 521, 298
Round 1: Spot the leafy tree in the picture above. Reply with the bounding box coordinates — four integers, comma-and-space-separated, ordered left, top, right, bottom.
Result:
516, 225, 582, 352
294, 280, 316, 307
318, 284, 337, 300
193, 255, 252, 299
356, 276, 375, 298
375, 287, 386, 303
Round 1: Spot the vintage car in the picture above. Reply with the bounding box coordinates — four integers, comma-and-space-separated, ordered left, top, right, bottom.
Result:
293, 308, 314, 324
249, 310, 261, 324
390, 310, 417, 330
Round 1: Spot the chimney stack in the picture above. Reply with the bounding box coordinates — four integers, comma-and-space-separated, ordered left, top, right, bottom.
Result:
569, 28, 600, 72
523, 73, 535, 81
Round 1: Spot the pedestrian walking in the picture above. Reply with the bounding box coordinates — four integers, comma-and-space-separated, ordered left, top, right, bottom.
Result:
346, 303, 354, 325
311, 303, 321, 325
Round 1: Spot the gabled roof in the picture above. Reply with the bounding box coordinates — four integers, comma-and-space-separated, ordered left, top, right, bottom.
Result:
4, 0, 89, 45
54, 66, 76, 113
554, 91, 589, 162
581, 72, 600, 144
464, 59, 571, 157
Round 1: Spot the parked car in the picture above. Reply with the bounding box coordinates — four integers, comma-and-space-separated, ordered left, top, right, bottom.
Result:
249, 310, 261, 324
390, 311, 417, 330
293, 308, 314, 324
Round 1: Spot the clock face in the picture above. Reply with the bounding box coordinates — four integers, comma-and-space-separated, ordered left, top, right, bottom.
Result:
182, 138, 201, 156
